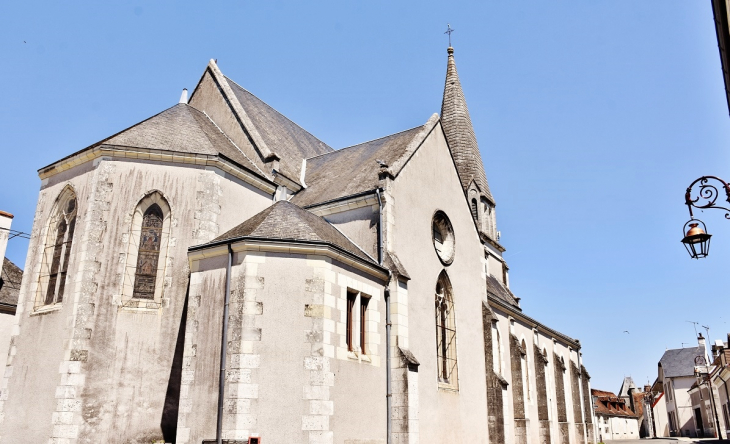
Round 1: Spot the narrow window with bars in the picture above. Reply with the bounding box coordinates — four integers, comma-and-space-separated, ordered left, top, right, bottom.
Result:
435, 271, 458, 388
39, 192, 77, 307
346, 290, 356, 351
132, 204, 163, 299
360, 295, 369, 354
345, 289, 371, 356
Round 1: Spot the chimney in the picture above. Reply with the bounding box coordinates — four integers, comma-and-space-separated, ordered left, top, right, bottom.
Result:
179, 88, 188, 104
0, 211, 13, 267
628, 387, 636, 413
698, 333, 707, 352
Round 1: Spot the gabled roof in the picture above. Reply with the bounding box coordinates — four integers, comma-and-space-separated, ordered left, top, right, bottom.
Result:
659, 346, 705, 378
292, 115, 438, 208
591, 388, 640, 418
0, 258, 22, 307
487, 274, 520, 308
211, 200, 377, 266
224, 77, 333, 182
441, 47, 493, 203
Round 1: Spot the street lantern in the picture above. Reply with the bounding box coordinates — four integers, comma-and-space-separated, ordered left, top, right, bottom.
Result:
681, 219, 712, 259
682, 176, 730, 259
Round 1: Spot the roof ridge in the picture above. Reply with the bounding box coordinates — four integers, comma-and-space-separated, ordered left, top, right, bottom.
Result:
305, 124, 425, 162
224, 76, 333, 152
197, 108, 267, 177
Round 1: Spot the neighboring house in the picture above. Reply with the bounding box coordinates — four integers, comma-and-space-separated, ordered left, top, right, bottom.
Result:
592, 388, 640, 441
655, 335, 713, 438
0, 48, 594, 444
709, 336, 730, 439
688, 378, 718, 438
632, 389, 652, 437
0, 211, 21, 373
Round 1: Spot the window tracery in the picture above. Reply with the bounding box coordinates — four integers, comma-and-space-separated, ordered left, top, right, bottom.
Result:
38, 190, 77, 307
132, 204, 163, 299
435, 271, 458, 388
120, 192, 171, 308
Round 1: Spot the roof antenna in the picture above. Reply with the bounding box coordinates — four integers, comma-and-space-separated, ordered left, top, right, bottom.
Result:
179, 88, 188, 104
686, 320, 699, 337
444, 24, 455, 48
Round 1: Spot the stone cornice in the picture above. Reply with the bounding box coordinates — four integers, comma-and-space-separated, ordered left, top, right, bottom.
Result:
488, 295, 580, 349
188, 237, 389, 281
38, 145, 277, 195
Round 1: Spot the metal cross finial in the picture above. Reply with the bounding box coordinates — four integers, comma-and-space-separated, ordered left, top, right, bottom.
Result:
444, 24, 454, 47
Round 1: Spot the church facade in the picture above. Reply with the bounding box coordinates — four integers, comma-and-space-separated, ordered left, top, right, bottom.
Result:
0, 48, 594, 444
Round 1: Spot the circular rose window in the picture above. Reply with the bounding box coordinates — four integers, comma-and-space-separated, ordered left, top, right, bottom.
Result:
432, 211, 455, 265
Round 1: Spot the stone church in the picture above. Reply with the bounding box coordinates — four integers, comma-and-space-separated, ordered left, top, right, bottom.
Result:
0, 47, 594, 444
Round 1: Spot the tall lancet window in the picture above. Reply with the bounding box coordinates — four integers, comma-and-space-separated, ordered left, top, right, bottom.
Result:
121, 192, 171, 307
133, 204, 163, 299
39, 189, 77, 307
435, 271, 458, 389
471, 199, 478, 221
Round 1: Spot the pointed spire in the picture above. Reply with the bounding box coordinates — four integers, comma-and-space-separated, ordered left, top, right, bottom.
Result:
441, 46, 494, 203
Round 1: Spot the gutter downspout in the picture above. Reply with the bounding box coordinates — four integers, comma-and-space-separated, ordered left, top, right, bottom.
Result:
376, 189, 392, 444
216, 243, 233, 444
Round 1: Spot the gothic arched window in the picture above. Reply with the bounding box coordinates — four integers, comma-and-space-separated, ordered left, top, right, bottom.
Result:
121, 192, 171, 307
471, 198, 478, 221
132, 204, 163, 299
435, 271, 458, 388
39, 189, 77, 307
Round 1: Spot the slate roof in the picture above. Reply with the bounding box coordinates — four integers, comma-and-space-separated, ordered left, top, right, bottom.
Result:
292, 126, 426, 208
441, 47, 493, 203
103, 104, 264, 173
487, 274, 520, 308
659, 346, 705, 378
42, 103, 268, 179
224, 77, 333, 182
618, 376, 637, 398
384, 251, 410, 280
0, 258, 22, 307
209, 200, 378, 266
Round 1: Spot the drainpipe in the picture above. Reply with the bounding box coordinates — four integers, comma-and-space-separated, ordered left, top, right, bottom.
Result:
376, 189, 392, 444
216, 243, 233, 444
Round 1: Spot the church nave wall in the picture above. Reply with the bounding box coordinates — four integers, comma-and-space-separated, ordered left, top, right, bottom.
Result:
0, 157, 273, 443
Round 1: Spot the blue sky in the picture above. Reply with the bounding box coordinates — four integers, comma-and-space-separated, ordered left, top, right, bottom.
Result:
2, 1, 729, 392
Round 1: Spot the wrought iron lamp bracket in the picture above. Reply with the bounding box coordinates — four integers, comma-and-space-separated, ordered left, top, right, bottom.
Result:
685, 176, 730, 219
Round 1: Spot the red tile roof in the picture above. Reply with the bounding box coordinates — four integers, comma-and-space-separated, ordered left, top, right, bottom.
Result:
591, 388, 641, 418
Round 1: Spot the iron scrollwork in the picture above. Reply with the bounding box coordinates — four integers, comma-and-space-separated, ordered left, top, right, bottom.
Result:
685, 176, 730, 219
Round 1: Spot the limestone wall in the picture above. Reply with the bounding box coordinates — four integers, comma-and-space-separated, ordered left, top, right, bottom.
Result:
181, 251, 386, 444
0, 157, 271, 444
388, 123, 490, 443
